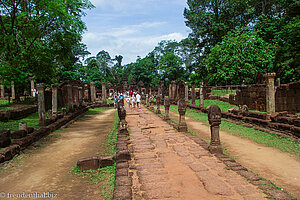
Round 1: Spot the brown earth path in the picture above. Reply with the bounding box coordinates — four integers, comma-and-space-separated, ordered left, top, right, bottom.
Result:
126, 106, 267, 200
0, 109, 115, 200
168, 110, 300, 198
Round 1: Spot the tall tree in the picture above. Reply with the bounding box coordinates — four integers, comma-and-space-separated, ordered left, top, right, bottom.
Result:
0, 0, 93, 90
184, 0, 253, 56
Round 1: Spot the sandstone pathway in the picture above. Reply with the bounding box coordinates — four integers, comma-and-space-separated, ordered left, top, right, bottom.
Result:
126, 106, 267, 200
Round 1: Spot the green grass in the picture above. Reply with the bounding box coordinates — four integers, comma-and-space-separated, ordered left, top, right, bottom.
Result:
0, 100, 8, 106
106, 99, 114, 104
98, 112, 118, 157
169, 104, 300, 156
73, 109, 117, 200
0, 112, 41, 131
189, 99, 238, 112
85, 107, 112, 116
211, 89, 236, 96
72, 164, 116, 199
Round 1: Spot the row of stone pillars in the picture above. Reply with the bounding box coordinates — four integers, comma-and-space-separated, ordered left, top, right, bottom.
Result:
0, 77, 36, 99
145, 91, 222, 155
37, 84, 85, 126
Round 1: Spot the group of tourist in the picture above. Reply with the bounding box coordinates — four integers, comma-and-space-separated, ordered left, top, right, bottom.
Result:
113, 91, 142, 109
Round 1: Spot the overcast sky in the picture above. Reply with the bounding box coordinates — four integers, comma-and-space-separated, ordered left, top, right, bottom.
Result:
82, 0, 190, 65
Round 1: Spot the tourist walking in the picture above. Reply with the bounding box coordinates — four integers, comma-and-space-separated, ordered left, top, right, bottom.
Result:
136, 92, 141, 109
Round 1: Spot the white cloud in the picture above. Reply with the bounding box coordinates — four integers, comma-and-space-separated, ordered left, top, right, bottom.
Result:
83, 30, 186, 64
83, 0, 189, 64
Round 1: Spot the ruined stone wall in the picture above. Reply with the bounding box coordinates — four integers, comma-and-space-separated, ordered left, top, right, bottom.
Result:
232, 81, 300, 113
235, 85, 266, 112
276, 81, 300, 113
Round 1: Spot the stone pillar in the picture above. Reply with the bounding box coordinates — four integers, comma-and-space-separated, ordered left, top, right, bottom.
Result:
172, 81, 176, 100
102, 82, 106, 104
146, 94, 149, 107
265, 73, 276, 120
199, 82, 204, 107
37, 83, 46, 126
78, 87, 83, 105
184, 82, 188, 103
191, 82, 195, 105
1, 84, 4, 99
164, 97, 170, 120
11, 81, 15, 100
30, 77, 35, 96
51, 84, 58, 116
150, 97, 154, 110
208, 105, 222, 154
169, 82, 172, 98
156, 96, 161, 114
178, 98, 187, 132
66, 84, 73, 110
74, 86, 79, 107
90, 82, 96, 103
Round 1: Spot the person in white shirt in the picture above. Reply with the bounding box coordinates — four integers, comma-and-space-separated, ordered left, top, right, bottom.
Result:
136, 93, 141, 109
132, 95, 136, 108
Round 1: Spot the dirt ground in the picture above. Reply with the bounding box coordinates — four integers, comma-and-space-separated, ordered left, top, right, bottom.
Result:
169, 110, 300, 198
0, 109, 115, 200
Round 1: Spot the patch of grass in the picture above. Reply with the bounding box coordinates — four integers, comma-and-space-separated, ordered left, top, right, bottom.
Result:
85, 107, 112, 116
170, 104, 300, 156
211, 89, 236, 96
0, 100, 9, 106
107, 99, 114, 104
0, 153, 30, 173
0, 112, 41, 131
98, 112, 118, 157
72, 164, 116, 199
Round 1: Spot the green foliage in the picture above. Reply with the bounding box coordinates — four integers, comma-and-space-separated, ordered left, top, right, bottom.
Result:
205, 28, 276, 85
184, 0, 253, 56
158, 51, 185, 82
256, 15, 300, 83
211, 89, 236, 96
0, 0, 93, 90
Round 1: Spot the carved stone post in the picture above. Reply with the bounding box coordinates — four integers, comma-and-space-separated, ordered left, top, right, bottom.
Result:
185, 82, 188, 103
191, 81, 195, 105
146, 94, 149, 107
178, 98, 187, 132
117, 101, 127, 133
164, 97, 170, 120
66, 84, 73, 110
156, 96, 161, 114
90, 82, 96, 103
208, 105, 222, 154
265, 73, 276, 120
1, 83, 4, 99
30, 77, 35, 96
37, 83, 46, 126
199, 82, 204, 107
74, 86, 79, 107
51, 84, 58, 116
172, 81, 176, 101
11, 81, 15, 100
169, 82, 172, 99
150, 96, 154, 110
78, 87, 83, 106
102, 82, 106, 104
